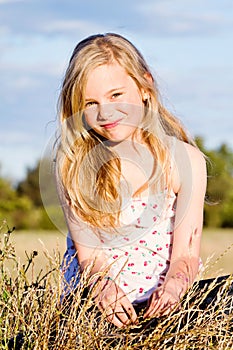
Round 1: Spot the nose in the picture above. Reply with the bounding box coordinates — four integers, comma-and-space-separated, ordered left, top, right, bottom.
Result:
98, 103, 114, 121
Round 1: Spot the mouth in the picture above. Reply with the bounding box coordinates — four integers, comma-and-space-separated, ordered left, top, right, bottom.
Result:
101, 119, 122, 130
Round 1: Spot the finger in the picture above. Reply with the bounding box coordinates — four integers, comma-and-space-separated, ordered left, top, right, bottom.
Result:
144, 296, 173, 318
114, 307, 133, 326
159, 300, 179, 316
102, 301, 138, 327
110, 296, 138, 324
122, 304, 138, 324
144, 299, 162, 318
111, 302, 138, 325
159, 306, 173, 316
99, 306, 123, 328
97, 301, 106, 314
106, 312, 128, 328
103, 306, 132, 328
145, 298, 177, 318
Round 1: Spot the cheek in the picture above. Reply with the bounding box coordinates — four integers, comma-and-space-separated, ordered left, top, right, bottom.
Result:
127, 103, 144, 123
83, 109, 97, 126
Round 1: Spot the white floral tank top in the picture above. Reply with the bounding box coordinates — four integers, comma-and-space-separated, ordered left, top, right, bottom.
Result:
97, 190, 177, 303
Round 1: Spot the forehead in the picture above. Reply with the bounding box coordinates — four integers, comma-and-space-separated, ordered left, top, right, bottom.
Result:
85, 62, 130, 95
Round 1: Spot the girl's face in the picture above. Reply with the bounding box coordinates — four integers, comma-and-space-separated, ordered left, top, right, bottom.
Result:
83, 61, 145, 143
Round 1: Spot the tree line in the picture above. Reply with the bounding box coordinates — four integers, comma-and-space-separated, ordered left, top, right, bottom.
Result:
0, 137, 233, 230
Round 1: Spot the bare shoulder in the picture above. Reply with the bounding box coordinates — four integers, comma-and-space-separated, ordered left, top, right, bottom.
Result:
172, 139, 206, 192
175, 139, 206, 165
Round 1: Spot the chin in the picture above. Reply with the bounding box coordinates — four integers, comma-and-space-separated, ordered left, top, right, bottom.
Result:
106, 134, 132, 143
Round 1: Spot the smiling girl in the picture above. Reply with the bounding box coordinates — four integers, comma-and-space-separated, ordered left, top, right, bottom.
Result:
56, 33, 207, 328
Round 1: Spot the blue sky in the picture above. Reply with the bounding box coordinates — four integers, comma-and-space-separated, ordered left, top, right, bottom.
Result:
0, 0, 232, 182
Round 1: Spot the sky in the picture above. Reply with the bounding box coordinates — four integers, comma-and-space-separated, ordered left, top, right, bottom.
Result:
0, 0, 233, 183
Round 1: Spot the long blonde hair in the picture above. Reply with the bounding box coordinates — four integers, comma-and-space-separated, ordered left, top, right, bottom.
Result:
56, 33, 195, 230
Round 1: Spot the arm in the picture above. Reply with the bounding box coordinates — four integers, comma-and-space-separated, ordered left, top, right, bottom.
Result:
56, 174, 137, 327
144, 141, 207, 318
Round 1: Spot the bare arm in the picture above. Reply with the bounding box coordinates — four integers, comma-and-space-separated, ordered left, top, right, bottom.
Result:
144, 141, 207, 318
56, 174, 137, 327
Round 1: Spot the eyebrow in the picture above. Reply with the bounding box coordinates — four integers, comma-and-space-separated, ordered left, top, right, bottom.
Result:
106, 87, 125, 95
85, 87, 125, 101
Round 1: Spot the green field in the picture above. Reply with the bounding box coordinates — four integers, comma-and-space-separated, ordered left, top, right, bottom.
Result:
9, 228, 233, 279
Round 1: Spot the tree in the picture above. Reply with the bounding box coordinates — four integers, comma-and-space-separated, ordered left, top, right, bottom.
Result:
17, 162, 42, 207
16, 159, 65, 230
0, 176, 35, 229
196, 137, 233, 227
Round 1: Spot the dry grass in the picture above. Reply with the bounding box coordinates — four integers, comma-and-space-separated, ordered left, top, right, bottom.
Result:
9, 228, 233, 280
0, 224, 233, 349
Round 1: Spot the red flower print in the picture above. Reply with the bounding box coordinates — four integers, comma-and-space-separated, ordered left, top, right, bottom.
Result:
113, 255, 118, 259
137, 218, 141, 224
128, 263, 134, 267
144, 261, 148, 266
134, 247, 139, 250
124, 282, 128, 286
158, 263, 163, 267
167, 231, 173, 235
152, 251, 157, 256
139, 287, 144, 293
132, 271, 137, 274
146, 276, 152, 280
124, 237, 129, 241
156, 247, 162, 251
125, 252, 129, 256
152, 230, 157, 235
153, 216, 157, 222
139, 240, 146, 244
142, 202, 146, 206
153, 204, 157, 209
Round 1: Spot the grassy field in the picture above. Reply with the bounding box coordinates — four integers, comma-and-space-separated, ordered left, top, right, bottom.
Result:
9, 228, 233, 279
201, 228, 233, 278
1, 226, 233, 349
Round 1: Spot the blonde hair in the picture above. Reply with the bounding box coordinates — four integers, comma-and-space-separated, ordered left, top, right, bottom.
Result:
56, 33, 195, 230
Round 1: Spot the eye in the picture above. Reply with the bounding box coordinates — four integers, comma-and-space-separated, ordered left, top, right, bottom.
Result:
85, 101, 97, 108
111, 92, 122, 99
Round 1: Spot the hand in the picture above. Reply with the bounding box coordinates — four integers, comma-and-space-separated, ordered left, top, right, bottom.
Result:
91, 277, 138, 328
144, 285, 180, 319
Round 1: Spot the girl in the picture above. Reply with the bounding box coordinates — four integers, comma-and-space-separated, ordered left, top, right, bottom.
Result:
56, 33, 207, 328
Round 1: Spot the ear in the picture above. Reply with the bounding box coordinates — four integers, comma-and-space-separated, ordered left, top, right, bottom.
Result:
142, 90, 149, 101
141, 72, 153, 101
144, 72, 154, 85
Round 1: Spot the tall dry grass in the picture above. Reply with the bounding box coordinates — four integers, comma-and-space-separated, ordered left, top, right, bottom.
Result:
0, 223, 232, 349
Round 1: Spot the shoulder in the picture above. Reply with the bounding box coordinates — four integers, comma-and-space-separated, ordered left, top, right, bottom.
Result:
175, 139, 205, 164
172, 139, 206, 193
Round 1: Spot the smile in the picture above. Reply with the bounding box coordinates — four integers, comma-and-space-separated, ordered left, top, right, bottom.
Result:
101, 119, 122, 130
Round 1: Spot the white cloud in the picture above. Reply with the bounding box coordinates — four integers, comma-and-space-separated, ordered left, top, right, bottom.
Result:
135, 0, 227, 36
41, 19, 104, 35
